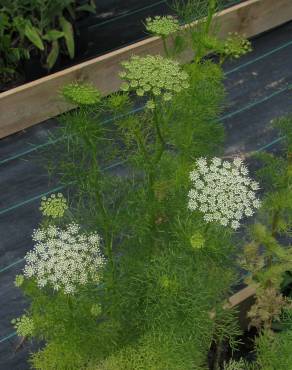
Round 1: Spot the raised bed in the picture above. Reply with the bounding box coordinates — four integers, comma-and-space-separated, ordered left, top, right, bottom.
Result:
1, 0, 292, 138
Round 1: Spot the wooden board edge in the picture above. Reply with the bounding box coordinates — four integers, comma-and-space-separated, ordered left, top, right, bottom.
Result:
228, 286, 256, 308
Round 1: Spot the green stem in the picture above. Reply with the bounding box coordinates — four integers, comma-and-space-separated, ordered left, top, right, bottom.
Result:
134, 129, 151, 165
89, 147, 116, 283
213, 338, 223, 370
204, 223, 211, 235
134, 128, 156, 191
67, 295, 73, 314
264, 209, 280, 272
106, 234, 116, 281
195, 0, 217, 63
162, 37, 170, 58
271, 209, 280, 238
205, 0, 217, 35
153, 106, 166, 164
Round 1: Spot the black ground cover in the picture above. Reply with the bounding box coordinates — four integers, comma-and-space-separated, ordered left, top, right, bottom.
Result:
0, 20, 292, 369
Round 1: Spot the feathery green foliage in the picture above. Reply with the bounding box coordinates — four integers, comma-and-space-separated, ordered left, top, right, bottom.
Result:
240, 117, 292, 334
170, 0, 251, 63
255, 326, 292, 370
13, 8, 262, 368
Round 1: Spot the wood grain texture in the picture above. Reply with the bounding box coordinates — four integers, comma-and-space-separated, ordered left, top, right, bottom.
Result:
228, 286, 256, 329
1, 0, 292, 138
228, 286, 256, 308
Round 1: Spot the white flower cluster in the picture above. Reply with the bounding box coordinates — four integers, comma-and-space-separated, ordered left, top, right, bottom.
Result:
23, 223, 105, 294
188, 157, 261, 230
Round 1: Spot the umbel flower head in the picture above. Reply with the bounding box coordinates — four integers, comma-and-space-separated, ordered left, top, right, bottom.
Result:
223, 32, 252, 59
90, 303, 102, 317
190, 232, 205, 249
62, 82, 101, 106
119, 55, 189, 107
188, 157, 261, 230
14, 274, 24, 287
23, 223, 105, 294
40, 193, 68, 219
12, 315, 34, 337
145, 15, 180, 37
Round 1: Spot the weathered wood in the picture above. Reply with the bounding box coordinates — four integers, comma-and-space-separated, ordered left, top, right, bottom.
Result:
228, 286, 256, 308
1, 0, 292, 138
228, 286, 256, 330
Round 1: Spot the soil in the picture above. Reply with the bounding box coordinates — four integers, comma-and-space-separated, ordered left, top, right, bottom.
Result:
0, 17, 292, 370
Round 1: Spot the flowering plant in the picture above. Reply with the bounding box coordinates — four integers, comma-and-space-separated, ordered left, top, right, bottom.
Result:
188, 157, 261, 229
145, 16, 180, 37
23, 223, 105, 294
119, 55, 189, 108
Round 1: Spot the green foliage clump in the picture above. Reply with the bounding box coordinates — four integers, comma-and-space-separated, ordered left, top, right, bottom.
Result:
239, 115, 292, 331
0, 0, 96, 71
94, 242, 239, 369
62, 82, 102, 106
22, 276, 122, 369
255, 327, 292, 370
96, 330, 208, 370
167, 61, 225, 158
0, 12, 29, 81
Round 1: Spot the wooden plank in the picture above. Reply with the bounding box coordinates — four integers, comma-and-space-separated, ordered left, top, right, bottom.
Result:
228, 286, 256, 308
1, 0, 292, 138
227, 286, 256, 329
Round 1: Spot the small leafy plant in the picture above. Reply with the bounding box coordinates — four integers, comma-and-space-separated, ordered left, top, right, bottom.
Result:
0, 12, 29, 82
0, 0, 96, 73
170, 0, 252, 63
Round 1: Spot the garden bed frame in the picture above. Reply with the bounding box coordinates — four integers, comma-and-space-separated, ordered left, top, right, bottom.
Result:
228, 286, 256, 329
1, 0, 292, 138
